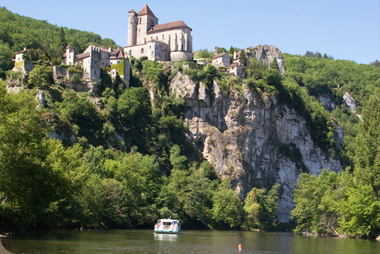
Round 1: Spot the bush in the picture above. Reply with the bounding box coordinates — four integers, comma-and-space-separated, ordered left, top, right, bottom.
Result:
28, 64, 53, 88
71, 73, 81, 84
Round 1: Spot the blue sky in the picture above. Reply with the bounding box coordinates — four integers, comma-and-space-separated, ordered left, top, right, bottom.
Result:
1, 0, 379, 64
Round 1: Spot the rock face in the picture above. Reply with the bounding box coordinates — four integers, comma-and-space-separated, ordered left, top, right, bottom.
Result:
246, 45, 286, 75
343, 92, 361, 119
170, 72, 343, 222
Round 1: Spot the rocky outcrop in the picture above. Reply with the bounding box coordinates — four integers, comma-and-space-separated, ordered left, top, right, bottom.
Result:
246, 45, 286, 75
318, 95, 336, 112
170, 72, 343, 221
35, 90, 46, 109
343, 92, 361, 119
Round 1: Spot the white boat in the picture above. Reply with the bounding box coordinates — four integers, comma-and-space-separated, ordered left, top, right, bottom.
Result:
154, 218, 181, 233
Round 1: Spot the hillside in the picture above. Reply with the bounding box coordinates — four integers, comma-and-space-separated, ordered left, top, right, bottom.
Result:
1, 9, 380, 238
0, 7, 118, 77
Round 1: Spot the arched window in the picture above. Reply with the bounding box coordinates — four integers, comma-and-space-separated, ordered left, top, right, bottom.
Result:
129, 50, 132, 55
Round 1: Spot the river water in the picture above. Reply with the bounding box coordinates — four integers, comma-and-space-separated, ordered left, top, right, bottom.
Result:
2, 230, 380, 254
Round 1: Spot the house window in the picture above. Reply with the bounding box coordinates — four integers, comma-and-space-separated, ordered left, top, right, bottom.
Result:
129, 50, 132, 55
162, 34, 164, 39
141, 48, 144, 53
117, 61, 120, 64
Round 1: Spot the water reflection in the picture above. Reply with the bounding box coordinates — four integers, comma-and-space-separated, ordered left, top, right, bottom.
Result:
154, 233, 178, 242
3, 230, 380, 254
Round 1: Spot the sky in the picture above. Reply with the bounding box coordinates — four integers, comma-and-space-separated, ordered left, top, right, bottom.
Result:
0, 0, 379, 64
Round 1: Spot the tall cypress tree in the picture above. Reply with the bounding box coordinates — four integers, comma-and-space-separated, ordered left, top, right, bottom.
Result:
354, 91, 380, 199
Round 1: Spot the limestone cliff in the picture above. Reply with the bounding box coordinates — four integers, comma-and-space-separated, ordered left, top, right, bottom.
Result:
170, 72, 343, 222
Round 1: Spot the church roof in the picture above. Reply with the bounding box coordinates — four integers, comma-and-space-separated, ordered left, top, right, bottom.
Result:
147, 20, 192, 34
137, 5, 157, 19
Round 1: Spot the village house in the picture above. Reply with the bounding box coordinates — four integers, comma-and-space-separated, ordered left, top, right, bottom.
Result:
12, 47, 34, 73
62, 44, 130, 83
212, 52, 230, 68
229, 64, 245, 78
125, 5, 193, 62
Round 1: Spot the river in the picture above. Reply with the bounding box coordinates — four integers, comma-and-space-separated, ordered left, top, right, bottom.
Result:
2, 230, 380, 254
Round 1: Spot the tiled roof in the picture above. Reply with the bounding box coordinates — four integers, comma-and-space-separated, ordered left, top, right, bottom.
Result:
110, 47, 124, 59
75, 52, 90, 60
147, 20, 191, 34
213, 52, 228, 60
128, 9, 136, 14
137, 5, 157, 19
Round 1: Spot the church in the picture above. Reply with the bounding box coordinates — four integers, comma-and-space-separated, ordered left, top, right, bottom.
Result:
124, 5, 193, 62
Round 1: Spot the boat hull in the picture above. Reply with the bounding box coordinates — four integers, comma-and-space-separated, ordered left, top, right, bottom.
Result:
154, 219, 181, 234
154, 229, 181, 234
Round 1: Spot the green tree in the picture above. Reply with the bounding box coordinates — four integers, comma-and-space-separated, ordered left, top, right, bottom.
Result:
337, 184, 380, 237
270, 57, 280, 71
0, 43, 13, 78
117, 87, 152, 152
169, 144, 187, 171
28, 64, 53, 88
200, 64, 218, 90
291, 170, 340, 235
0, 85, 63, 229
239, 50, 247, 66
58, 27, 67, 49
56, 91, 103, 143
212, 179, 244, 229
243, 184, 279, 230
354, 92, 380, 199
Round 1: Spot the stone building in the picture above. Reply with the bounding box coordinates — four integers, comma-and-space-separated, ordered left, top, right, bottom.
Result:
125, 5, 193, 61
212, 52, 230, 68
229, 64, 245, 78
12, 47, 34, 73
62, 45, 130, 84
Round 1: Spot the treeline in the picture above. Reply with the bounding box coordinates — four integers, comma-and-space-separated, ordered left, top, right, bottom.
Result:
0, 7, 118, 78
292, 92, 380, 238
304, 50, 333, 59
